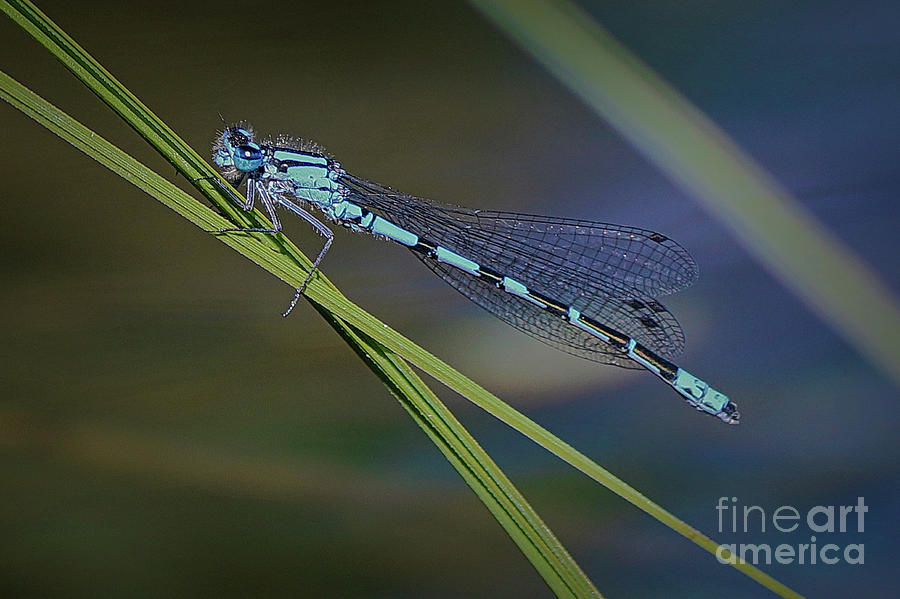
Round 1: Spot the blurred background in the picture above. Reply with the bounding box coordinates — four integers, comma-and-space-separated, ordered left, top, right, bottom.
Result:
1, 1, 897, 597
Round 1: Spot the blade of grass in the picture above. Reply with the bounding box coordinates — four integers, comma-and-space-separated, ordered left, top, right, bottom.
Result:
2, 1, 800, 595
0, 70, 595, 599
470, 0, 900, 387
315, 303, 601, 598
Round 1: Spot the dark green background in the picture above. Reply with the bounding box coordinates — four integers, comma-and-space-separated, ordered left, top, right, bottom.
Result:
1, 1, 897, 597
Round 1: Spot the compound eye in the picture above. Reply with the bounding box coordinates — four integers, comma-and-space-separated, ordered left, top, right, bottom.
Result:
236, 144, 262, 161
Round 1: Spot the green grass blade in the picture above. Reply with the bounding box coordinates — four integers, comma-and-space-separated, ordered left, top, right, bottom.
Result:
0, 69, 597, 599
314, 304, 601, 598
470, 0, 900, 387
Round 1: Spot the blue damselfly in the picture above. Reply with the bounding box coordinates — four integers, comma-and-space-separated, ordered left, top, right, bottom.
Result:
212, 123, 740, 424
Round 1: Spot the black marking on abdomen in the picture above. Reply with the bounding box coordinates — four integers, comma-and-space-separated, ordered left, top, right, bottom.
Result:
477, 265, 504, 285
528, 290, 569, 318
579, 314, 630, 350
631, 342, 678, 380
410, 238, 437, 256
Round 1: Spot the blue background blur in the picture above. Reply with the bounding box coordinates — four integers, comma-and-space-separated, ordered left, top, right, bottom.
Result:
1, 1, 897, 597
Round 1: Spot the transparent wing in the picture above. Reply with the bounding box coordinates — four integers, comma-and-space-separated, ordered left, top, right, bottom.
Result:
345, 175, 697, 297
345, 175, 690, 357
419, 254, 642, 368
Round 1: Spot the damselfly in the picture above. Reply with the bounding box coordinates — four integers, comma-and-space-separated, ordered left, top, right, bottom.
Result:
212, 123, 740, 424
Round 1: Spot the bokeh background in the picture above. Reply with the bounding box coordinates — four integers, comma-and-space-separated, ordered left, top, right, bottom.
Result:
1, 1, 897, 597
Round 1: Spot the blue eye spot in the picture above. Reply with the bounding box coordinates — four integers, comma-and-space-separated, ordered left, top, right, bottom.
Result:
237, 145, 261, 160
230, 143, 264, 172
